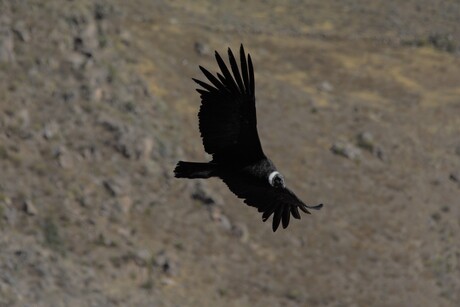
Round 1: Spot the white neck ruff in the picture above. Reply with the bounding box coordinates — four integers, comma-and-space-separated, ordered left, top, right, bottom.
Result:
268, 171, 280, 185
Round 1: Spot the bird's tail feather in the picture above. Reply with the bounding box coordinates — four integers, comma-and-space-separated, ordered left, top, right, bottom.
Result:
173, 161, 217, 179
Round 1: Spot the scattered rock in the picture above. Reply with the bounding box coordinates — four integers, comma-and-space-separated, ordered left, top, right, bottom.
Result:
74, 18, 99, 57
402, 33, 458, 53
431, 212, 441, 222
94, 3, 111, 20
455, 145, 460, 156
43, 121, 60, 140
318, 81, 334, 92
17, 109, 30, 130
103, 178, 127, 197
194, 41, 210, 56
120, 30, 132, 45
43, 217, 63, 251
449, 172, 459, 183
374, 147, 386, 161
139, 137, 154, 160
92, 87, 104, 102
219, 215, 232, 231
210, 207, 232, 231
356, 132, 386, 160
356, 132, 386, 161
116, 226, 134, 240
430, 178, 441, 186
441, 206, 450, 213
154, 250, 179, 276
191, 181, 223, 206
55, 146, 74, 169
119, 249, 152, 267
231, 223, 249, 243
112, 127, 151, 160
118, 195, 133, 214
0, 35, 15, 63
0, 12, 15, 63
65, 51, 87, 70
22, 200, 38, 216
330, 141, 361, 161
428, 33, 456, 53
79, 144, 98, 161
160, 277, 176, 286
98, 115, 122, 133
356, 132, 375, 152
0, 196, 16, 225
12, 21, 30, 42
136, 249, 152, 265
95, 233, 117, 247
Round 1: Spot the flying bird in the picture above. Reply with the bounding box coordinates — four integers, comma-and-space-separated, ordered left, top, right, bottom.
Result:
174, 44, 322, 232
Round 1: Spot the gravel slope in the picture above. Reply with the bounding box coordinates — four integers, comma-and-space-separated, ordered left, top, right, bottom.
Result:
1, 1, 459, 306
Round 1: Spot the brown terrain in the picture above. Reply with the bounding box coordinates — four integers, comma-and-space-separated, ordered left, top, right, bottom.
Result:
1, 0, 460, 306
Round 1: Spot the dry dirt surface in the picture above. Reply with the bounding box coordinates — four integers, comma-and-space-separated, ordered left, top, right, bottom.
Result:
1, 1, 460, 306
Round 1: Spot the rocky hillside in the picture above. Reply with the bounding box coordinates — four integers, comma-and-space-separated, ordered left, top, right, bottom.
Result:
1, 1, 459, 306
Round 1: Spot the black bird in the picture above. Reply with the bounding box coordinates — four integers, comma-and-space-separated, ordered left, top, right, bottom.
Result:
174, 44, 322, 232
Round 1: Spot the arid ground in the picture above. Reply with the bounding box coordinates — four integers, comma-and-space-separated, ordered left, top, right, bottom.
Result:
1, 1, 459, 306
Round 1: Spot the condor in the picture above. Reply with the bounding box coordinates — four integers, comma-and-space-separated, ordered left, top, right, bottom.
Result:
174, 44, 322, 232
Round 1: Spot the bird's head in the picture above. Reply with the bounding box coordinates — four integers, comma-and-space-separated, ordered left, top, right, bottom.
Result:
268, 171, 285, 188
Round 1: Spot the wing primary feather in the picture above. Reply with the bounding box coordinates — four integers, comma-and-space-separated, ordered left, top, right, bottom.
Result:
196, 89, 209, 96
199, 66, 228, 92
262, 205, 276, 222
248, 54, 255, 95
214, 51, 239, 93
228, 48, 245, 93
282, 206, 291, 229
307, 203, 323, 210
298, 204, 312, 214
272, 206, 283, 232
257, 202, 271, 213
240, 44, 250, 94
192, 78, 216, 92
291, 206, 301, 219
216, 72, 237, 95
216, 73, 228, 87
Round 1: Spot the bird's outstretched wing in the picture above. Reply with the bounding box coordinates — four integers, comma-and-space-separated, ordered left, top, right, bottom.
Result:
193, 44, 265, 164
222, 175, 323, 232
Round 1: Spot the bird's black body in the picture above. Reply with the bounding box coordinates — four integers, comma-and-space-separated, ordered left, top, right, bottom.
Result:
174, 44, 322, 231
